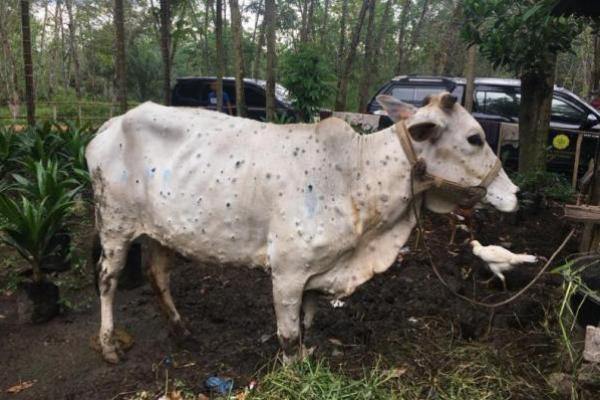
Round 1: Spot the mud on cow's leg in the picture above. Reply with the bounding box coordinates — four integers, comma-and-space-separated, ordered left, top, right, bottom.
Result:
143, 239, 190, 339
272, 276, 305, 364
98, 237, 131, 364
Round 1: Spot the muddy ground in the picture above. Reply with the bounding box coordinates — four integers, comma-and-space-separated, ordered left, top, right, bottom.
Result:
0, 204, 590, 399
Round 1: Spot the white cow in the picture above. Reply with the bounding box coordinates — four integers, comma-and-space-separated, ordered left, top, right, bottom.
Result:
86, 92, 518, 363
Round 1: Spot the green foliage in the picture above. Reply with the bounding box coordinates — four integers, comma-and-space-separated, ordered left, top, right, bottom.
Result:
280, 44, 334, 122
0, 189, 76, 282
462, 0, 583, 76
511, 171, 574, 202
248, 359, 396, 399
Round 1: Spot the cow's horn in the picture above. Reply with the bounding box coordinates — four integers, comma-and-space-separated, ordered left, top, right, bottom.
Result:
440, 94, 457, 110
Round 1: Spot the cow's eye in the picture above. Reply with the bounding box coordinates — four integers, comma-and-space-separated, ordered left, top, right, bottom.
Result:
467, 134, 484, 146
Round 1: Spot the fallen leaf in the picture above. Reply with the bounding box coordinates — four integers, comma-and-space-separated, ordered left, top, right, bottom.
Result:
386, 367, 407, 378
6, 380, 36, 393
328, 338, 343, 346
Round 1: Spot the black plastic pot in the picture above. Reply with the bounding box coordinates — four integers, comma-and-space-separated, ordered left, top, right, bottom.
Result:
570, 258, 600, 328
17, 279, 60, 323
42, 229, 71, 273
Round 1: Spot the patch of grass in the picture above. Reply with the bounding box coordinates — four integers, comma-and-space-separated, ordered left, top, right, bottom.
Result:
248, 358, 396, 400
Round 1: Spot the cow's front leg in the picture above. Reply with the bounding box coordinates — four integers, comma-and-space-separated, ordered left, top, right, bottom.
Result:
98, 238, 130, 363
272, 277, 305, 364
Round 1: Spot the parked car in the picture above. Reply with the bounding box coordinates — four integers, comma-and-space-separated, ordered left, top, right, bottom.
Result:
367, 75, 600, 177
171, 76, 296, 121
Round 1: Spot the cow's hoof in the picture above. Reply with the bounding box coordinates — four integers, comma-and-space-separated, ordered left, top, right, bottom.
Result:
168, 321, 192, 339
281, 345, 313, 365
102, 348, 121, 364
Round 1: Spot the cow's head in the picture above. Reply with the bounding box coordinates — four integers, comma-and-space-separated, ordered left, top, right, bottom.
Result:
377, 92, 518, 213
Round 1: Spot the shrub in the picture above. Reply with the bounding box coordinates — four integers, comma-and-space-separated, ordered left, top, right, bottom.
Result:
280, 44, 334, 122
511, 171, 574, 202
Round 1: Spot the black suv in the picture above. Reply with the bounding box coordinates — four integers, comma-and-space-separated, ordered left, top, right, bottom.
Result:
171, 76, 296, 121
367, 76, 600, 177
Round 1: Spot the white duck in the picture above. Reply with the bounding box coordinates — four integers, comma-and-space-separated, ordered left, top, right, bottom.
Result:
470, 240, 538, 290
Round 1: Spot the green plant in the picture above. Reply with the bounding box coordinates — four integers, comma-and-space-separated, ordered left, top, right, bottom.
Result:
0, 126, 20, 180
55, 122, 94, 188
280, 44, 334, 122
0, 160, 79, 282
0, 196, 74, 282
511, 171, 574, 202
12, 160, 80, 205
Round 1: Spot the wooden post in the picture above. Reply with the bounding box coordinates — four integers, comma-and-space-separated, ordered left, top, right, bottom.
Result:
52, 103, 57, 120
572, 132, 584, 189
78, 103, 82, 122
496, 127, 504, 156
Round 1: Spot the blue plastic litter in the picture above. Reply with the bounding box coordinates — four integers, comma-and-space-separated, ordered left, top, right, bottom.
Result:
204, 376, 234, 394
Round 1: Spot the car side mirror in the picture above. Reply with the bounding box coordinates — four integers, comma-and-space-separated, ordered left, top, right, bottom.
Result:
581, 113, 600, 130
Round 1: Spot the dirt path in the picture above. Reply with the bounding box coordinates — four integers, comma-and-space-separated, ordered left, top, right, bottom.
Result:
0, 205, 583, 399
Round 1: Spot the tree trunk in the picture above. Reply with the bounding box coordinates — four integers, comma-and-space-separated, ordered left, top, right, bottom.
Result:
320, 0, 331, 46
114, 0, 128, 114
334, 0, 369, 112
337, 0, 349, 74
404, 0, 430, 71
20, 0, 35, 126
518, 58, 557, 174
65, 0, 82, 100
229, 0, 246, 117
592, 33, 600, 97
159, 0, 171, 105
300, 0, 315, 44
253, 18, 266, 79
367, 0, 393, 98
264, 0, 276, 121
464, 45, 477, 113
358, 0, 376, 113
215, 0, 224, 112
203, 0, 213, 74
394, 0, 412, 75
0, 5, 21, 113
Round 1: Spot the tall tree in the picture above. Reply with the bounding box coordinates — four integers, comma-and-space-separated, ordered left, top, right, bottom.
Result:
368, 0, 394, 93
337, 0, 349, 74
334, 0, 369, 111
0, 3, 20, 117
159, 0, 171, 105
264, 0, 277, 120
215, 0, 224, 112
394, 0, 412, 75
464, 45, 477, 112
114, 0, 128, 113
358, 0, 377, 113
405, 0, 430, 71
20, 0, 35, 125
65, 0, 82, 100
592, 33, 600, 97
229, 0, 247, 117
464, 0, 582, 173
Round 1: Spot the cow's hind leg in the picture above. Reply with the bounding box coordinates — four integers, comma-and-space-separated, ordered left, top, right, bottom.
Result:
143, 239, 190, 338
98, 235, 131, 363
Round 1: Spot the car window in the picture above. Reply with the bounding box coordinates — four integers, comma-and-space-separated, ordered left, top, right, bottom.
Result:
551, 97, 587, 125
390, 86, 447, 106
246, 87, 266, 107
475, 90, 520, 119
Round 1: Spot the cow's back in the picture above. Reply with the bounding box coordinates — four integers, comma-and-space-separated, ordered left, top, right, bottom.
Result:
86, 103, 360, 267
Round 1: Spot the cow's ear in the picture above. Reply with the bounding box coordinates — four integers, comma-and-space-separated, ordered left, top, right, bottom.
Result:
376, 95, 417, 122
407, 121, 440, 142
